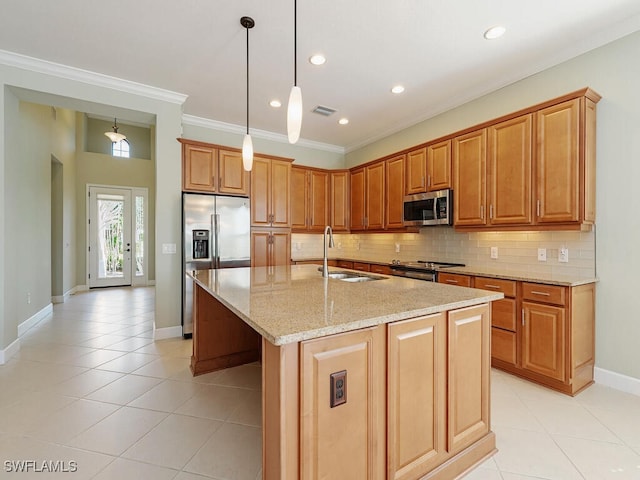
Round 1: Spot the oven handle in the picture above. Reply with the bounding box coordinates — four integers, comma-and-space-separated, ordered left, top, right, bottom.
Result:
391, 269, 436, 282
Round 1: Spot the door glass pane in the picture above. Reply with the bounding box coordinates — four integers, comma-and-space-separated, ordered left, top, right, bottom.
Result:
97, 194, 124, 279
135, 195, 144, 276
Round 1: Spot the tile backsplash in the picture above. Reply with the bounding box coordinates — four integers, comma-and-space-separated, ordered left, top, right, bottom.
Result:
292, 227, 595, 278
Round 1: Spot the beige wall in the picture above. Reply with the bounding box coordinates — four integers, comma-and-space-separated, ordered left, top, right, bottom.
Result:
86, 116, 152, 160
343, 31, 640, 381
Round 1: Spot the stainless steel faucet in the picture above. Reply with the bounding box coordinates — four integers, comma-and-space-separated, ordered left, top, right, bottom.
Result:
322, 225, 335, 277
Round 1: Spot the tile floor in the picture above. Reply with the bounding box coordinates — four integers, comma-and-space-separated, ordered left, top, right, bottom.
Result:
0, 286, 639, 479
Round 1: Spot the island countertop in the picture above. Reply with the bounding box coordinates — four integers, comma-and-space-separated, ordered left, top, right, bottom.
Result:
189, 264, 503, 345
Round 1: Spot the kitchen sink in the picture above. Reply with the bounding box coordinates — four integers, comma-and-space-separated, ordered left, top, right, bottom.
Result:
325, 271, 386, 282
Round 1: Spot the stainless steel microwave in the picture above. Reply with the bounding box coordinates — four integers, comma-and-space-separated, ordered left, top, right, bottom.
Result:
403, 189, 453, 226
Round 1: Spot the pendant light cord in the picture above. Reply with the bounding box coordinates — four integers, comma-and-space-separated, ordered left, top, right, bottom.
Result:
246, 24, 250, 135
293, 0, 297, 87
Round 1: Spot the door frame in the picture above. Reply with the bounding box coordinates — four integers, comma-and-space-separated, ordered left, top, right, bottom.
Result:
86, 184, 149, 288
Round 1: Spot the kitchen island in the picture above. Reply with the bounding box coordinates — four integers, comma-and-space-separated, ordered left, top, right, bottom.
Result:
189, 264, 503, 480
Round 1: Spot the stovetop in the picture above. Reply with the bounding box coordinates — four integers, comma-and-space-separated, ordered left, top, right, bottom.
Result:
391, 260, 465, 271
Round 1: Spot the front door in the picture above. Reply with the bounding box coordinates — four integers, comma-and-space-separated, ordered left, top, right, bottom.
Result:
88, 186, 133, 287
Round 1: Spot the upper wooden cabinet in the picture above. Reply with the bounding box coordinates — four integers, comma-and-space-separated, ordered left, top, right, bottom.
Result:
180, 139, 250, 196
251, 156, 292, 228
350, 167, 366, 230
330, 170, 350, 232
426, 140, 452, 191
453, 129, 487, 227
386, 155, 405, 228
291, 166, 329, 232
405, 148, 426, 195
350, 162, 385, 230
250, 228, 291, 267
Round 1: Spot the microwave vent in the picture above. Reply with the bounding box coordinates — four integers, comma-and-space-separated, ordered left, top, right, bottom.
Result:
312, 105, 337, 116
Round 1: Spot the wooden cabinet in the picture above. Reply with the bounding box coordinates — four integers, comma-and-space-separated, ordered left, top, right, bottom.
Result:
336, 260, 354, 269
350, 162, 385, 230
250, 228, 291, 267
535, 96, 597, 226
180, 139, 250, 196
453, 129, 487, 226
426, 140, 451, 191
300, 326, 386, 480
251, 156, 291, 228
352, 262, 370, 272
330, 170, 350, 232
405, 148, 427, 195
438, 272, 472, 287
387, 313, 446, 480
370, 264, 392, 275
291, 166, 329, 232
386, 155, 406, 228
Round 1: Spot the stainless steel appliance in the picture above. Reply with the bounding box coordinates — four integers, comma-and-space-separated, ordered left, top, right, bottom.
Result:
390, 260, 465, 282
182, 193, 251, 338
403, 189, 453, 226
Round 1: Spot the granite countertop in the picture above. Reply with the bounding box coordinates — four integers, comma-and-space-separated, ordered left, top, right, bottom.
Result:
440, 266, 597, 287
190, 264, 503, 346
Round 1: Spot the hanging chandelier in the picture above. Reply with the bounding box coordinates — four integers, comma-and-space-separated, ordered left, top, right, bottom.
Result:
240, 16, 255, 171
104, 118, 126, 143
287, 0, 302, 144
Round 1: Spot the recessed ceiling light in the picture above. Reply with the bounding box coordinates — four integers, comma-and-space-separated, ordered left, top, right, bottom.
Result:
269, 99, 282, 108
484, 25, 506, 40
391, 85, 405, 94
309, 54, 326, 66
338, 118, 349, 125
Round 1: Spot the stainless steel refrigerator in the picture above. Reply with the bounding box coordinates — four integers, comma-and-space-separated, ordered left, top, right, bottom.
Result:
182, 193, 251, 337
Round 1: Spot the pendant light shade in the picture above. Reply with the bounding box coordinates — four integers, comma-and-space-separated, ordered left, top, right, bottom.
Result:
287, 86, 302, 144
105, 118, 126, 143
287, 0, 302, 144
240, 16, 255, 171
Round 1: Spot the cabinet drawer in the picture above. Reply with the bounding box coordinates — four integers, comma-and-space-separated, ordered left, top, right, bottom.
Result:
352, 262, 371, 272
474, 277, 516, 297
438, 273, 472, 287
491, 327, 517, 365
522, 283, 566, 306
492, 298, 517, 331
336, 260, 353, 269
370, 264, 392, 275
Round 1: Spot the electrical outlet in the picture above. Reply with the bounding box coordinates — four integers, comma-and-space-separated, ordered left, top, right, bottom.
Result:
330, 370, 347, 408
395, 243, 400, 253
538, 248, 547, 262
559, 247, 569, 263
490, 246, 498, 259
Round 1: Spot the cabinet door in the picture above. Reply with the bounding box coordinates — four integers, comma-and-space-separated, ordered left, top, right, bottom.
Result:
250, 229, 270, 267
491, 327, 517, 366
271, 159, 291, 228
300, 326, 385, 480
426, 140, 451, 191
447, 303, 490, 454
386, 155, 406, 229
535, 98, 580, 224
350, 168, 366, 230
331, 171, 350, 232
453, 130, 487, 226
218, 149, 250, 196
522, 301, 566, 381
405, 148, 426, 195
251, 157, 271, 226
488, 114, 532, 225
438, 273, 472, 287
366, 161, 385, 229
309, 170, 330, 231
291, 167, 309, 231
183, 143, 217, 193
387, 314, 446, 480
271, 230, 291, 266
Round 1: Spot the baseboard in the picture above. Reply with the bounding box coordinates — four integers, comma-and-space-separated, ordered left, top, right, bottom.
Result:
52, 285, 81, 304
148, 280, 156, 286
153, 325, 183, 340
17, 303, 53, 337
594, 367, 640, 397
0, 338, 20, 365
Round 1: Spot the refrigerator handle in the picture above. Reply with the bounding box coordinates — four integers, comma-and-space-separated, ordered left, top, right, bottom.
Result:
212, 213, 221, 268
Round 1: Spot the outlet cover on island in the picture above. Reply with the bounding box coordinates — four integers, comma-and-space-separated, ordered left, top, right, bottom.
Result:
490, 246, 498, 259
538, 248, 547, 261
559, 247, 569, 263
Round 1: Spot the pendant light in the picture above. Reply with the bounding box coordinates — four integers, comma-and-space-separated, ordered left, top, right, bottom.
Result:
241, 16, 255, 171
104, 118, 126, 143
287, 0, 302, 144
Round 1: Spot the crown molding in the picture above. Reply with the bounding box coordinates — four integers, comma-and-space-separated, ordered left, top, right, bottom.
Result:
182, 114, 345, 155
0, 49, 188, 105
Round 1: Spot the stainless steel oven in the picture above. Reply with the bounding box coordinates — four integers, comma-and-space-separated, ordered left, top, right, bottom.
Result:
390, 260, 464, 282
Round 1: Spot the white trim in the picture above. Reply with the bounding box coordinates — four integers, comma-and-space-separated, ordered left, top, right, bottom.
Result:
0, 338, 20, 365
148, 280, 156, 286
0, 49, 188, 105
153, 325, 183, 340
17, 303, 53, 337
51, 286, 80, 304
182, 114, 345, 155
594, 367, 640, 397
76, 284, 90, 292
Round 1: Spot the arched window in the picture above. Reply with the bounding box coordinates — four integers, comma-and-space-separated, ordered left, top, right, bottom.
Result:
112, 139, 131, 158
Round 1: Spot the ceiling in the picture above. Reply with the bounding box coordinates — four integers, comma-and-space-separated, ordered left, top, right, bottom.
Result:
1, 0, 640, 152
